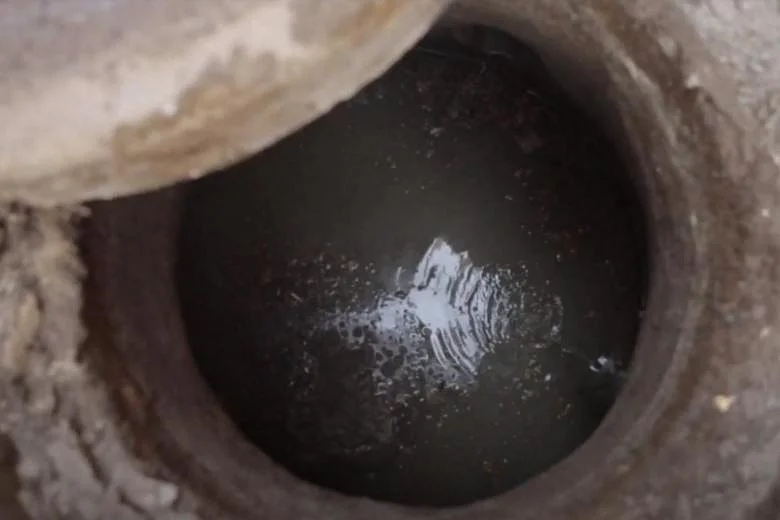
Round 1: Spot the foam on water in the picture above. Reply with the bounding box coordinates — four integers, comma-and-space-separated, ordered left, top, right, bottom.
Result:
311, 237, 564, 402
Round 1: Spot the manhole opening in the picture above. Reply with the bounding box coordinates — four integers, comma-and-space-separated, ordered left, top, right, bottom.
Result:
176, 25, 648, 507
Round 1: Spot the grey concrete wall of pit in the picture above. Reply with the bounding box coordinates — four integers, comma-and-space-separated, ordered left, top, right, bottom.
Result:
0, 1, 779, 520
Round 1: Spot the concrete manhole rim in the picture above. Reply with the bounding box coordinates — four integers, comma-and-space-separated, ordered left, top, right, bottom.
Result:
3, 0, 780, 519
0, 0, 448, 206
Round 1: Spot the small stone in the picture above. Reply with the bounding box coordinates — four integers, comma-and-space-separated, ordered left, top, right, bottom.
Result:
685, 73, 701, 89
713, 394, 736, 412
118, 467, 179, 511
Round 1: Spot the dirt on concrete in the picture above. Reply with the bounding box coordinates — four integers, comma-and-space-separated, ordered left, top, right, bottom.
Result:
1, 0, 780, 519
0, 204, 200, 519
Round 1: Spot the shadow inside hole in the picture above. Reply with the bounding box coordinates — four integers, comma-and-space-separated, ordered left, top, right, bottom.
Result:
176, 26, 648, 507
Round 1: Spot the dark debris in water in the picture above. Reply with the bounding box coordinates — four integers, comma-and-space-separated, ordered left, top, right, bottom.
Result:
178, 26, 647, 507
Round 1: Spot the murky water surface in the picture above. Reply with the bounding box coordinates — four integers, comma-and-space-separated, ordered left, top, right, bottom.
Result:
178, 29, 646, 506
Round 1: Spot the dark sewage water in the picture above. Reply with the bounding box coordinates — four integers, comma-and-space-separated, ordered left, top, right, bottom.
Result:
176, 27, 648, 507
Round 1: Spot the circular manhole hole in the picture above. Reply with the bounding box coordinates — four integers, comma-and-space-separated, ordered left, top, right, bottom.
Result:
176, 26, 647, 507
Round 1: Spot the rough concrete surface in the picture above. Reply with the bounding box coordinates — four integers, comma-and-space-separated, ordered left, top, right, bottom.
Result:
1, 0, 780, 519
679, 0, 780, 163
0, 206, 200, 519
0, 0, 448, 205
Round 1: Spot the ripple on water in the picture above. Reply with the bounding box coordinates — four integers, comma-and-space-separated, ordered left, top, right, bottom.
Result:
302, 237, 564, 405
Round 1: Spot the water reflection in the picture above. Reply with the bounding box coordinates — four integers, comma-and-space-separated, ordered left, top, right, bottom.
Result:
312, 237, 563, 400
179, 26, 646, 506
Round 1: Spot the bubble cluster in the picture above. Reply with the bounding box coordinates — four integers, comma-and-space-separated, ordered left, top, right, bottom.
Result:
307, 238, 564, 404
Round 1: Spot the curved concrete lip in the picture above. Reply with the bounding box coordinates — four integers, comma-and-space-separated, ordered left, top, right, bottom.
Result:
0, 0, 448, 206
3, 0, 780, 518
